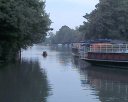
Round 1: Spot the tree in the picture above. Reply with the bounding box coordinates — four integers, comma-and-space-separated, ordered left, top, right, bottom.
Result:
79, 0, 128, 40
0, 0, 51, 61
47, 26, 83, 44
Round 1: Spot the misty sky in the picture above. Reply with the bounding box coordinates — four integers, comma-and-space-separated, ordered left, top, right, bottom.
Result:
45, 0, 99, 32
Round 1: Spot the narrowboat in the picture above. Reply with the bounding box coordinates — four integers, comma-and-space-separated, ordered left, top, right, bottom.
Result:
79, 39, 128, 68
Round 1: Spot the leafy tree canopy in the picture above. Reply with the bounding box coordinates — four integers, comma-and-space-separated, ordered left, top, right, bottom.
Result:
0, 0, 51, 61
79, 0, 128, 40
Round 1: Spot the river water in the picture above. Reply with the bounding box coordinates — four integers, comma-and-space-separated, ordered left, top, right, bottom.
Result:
1, 44, 128, 102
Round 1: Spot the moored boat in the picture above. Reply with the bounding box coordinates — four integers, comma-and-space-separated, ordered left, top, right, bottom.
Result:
71, 42, 85, 57
79, 39, 128, 68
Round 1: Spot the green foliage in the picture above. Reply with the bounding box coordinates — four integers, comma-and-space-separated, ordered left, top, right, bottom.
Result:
79, 0, 128, 40
47, 26, 83, 44
0, 0, 51, 61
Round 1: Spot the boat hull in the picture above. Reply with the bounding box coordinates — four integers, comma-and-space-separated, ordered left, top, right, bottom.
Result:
83, 58, 128, 68
82, 52, 128, 68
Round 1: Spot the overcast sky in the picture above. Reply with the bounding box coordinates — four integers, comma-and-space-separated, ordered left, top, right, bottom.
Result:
45, 0, 99, 32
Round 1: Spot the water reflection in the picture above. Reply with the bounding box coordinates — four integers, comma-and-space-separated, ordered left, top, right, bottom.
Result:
6, 45, 128, 102
49, 45, 71, 52
49, 45, 72, 66
0, 60, 50, 102
72, 57, 128, 102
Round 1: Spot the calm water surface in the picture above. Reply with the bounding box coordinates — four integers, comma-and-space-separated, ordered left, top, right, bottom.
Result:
1, 44, 128, 102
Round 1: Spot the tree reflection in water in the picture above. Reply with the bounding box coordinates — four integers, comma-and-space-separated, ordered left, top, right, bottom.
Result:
50, 45, 72, 66
0, 60, 50, 102
72, 57, 128, 102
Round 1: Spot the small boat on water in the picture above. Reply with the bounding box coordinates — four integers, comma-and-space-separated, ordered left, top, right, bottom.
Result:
72, 39, 128, 68
42, 51, 47, 57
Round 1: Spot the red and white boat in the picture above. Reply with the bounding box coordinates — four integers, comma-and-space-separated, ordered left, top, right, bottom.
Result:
80, 40, 128, 68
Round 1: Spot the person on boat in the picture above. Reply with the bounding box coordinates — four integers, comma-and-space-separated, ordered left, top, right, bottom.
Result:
42, 51, 47, 57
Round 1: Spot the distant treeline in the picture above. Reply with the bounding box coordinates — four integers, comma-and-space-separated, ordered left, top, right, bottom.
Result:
0, 0, 51, 62
46, 26, 84, 44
